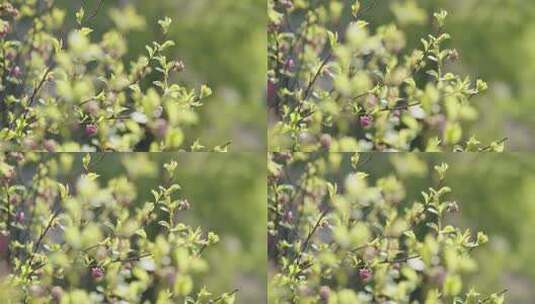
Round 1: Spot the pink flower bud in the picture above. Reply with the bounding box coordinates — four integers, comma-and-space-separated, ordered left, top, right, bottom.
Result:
284, 58, 295, 71
51, 286, 63, 302
15, 211, 24, 223
358, 268, 372, 282
284, 210, 294, 223
267, 79, 277, 103
279, 0, 294, 9
0, 23, 10, 39
5, 51, 15, 61
90, 266, 104, 281
152, 119, 168, 138
320, 134, 332, 149
43, 139, 57, 152
85, 124, 98, 137
10, 65, 21, 78
359, 115, 372, 128
319, 286, 331, 301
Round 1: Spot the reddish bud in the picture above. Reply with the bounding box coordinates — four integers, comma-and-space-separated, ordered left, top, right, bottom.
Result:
90, 266, 104, 281
284, 58, 295, 71
5, 51, 15, 61
320, 134, 332, 149
358, 268, 372, 282
10, 65, 21, 78
51, 286, 63, 302
359, 115, 372, 128
267, 79, 277, 103
284, 210, 294, 223
319, 286, 331, 301
85, 124, 98, 137
15, 211, 24, 223
43, 139, 57, 152
279, 0, 294, 9
151, 119, 168, 138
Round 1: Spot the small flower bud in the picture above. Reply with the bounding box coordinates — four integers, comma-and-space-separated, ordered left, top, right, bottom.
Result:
267, 79, 277, 103
29, 285, 45, 297
1, 166, 15, 183
365, 94, 378, 108
358, 268, 372, 282
319, 286, 331, 301
178, 199, 190, 211
0, 23, 10, 39
15, 211, 24, 223
359, 115, 372, 128
51, 286, 64, 302
170, 60, 185, 72
43, 140, 57, 152
284, 58, 295, 71
279, 0, 294, 9
320, 134, 332, 149
83, 101, 100, 116
90, 266, 105, 281
448, 49, 460, 61
278, 193, 289, 205
151, 119, 168, 138
284, 210, 294, 223
10, 65, 21, 78
23, 138, 38, 150
447, 201, 460, 213
5, 51, 15, 61
85, 124, 98, 137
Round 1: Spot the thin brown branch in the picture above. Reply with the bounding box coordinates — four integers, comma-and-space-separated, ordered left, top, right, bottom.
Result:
297, 209, 328, 263
303, 53, 332, 101
209, 289, 239, 304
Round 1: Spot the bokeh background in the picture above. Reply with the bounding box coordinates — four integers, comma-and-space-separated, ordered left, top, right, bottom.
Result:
362, 0, 535, 150
333, 153, 535, 303
55, 0, 266, 151
88, 153, 267, 303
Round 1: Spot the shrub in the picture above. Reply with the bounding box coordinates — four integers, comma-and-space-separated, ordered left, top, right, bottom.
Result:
268, 152, 506, 303
0, 1, 228, 152
0, 153, 237, 303
267, 0, 506, 152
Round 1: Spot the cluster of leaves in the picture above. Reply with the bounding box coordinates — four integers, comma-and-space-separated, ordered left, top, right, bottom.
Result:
0, 1, 228, 152
268, 152, 506, 303
0, 153, 237, 303
267, 0, 506, 151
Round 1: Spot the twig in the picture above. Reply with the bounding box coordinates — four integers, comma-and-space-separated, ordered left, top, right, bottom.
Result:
481, 289, 508, 303
4, 184, 11, 262
379, 254, 421, 264
479, 137, 508, 152
209, 289, 239, 303
303, 53, 332, 101
17, 66, 53, 126
110, 252, 152, 264
297, 209, 328, 263
378, 101, 421, 112
27, 208, 61, 270
81, 0, 105, 21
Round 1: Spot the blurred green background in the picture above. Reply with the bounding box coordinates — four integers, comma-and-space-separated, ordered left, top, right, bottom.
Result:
56, 0, 266, 151
88, 153, 267, 303
342, 153, 535, 303
363, 0, 535, 150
